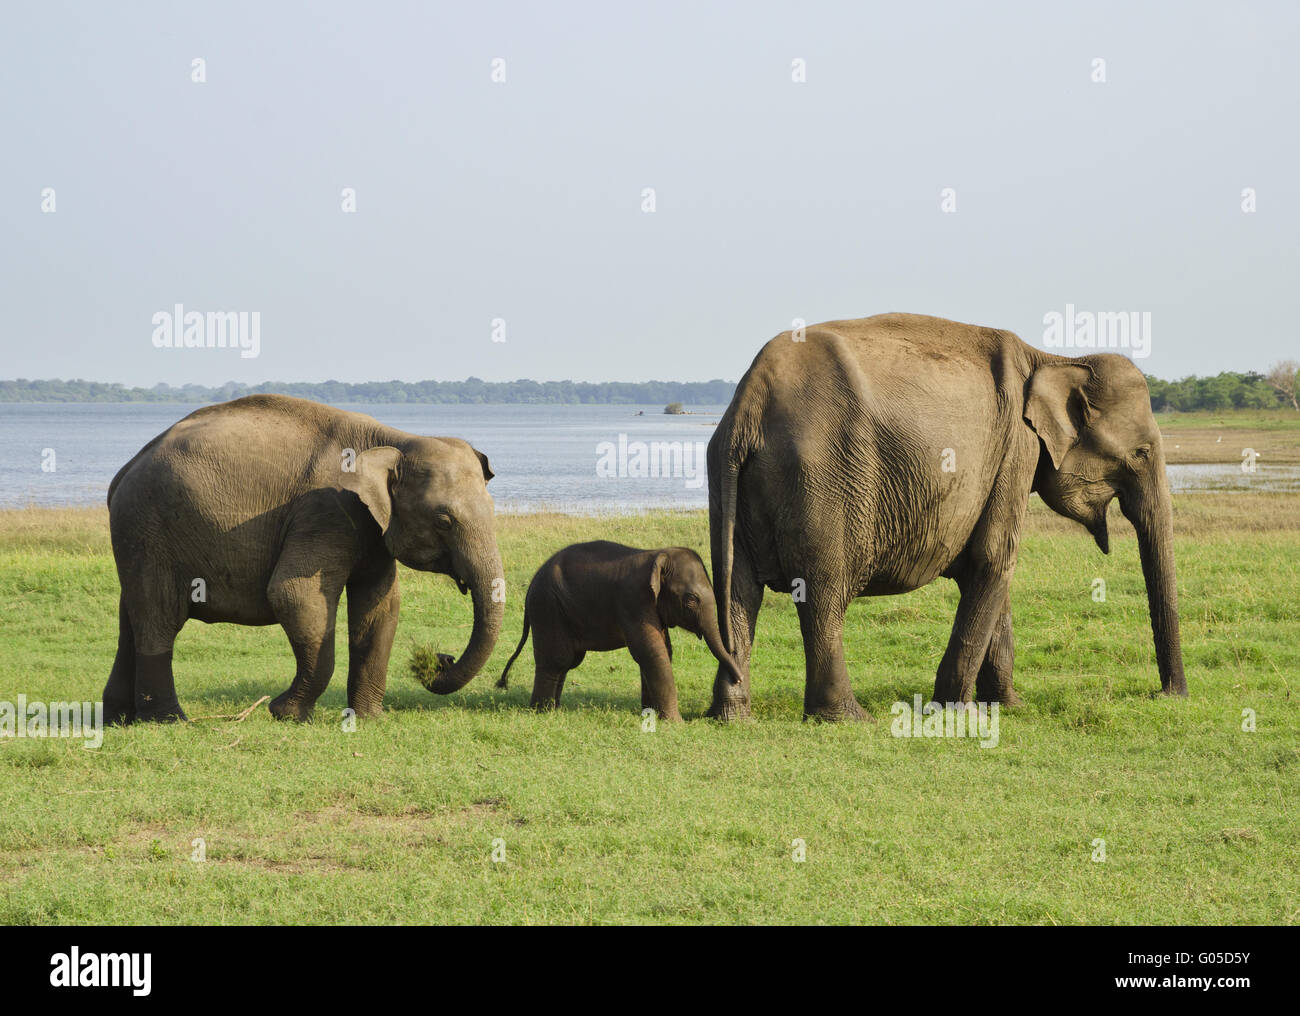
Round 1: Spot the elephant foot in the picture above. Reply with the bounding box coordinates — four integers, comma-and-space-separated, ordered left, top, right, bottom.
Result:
133, 697, 188, 723
975, 685, 1022, 707
347, 700, 383, 720
268, 692, 314, 722
706, 697, 752, 722
103, 696, 135, 726
931, 677, 967, 705
804, 696, 871, 723
643, 705, 684, 723
1160, 682, 1189, 698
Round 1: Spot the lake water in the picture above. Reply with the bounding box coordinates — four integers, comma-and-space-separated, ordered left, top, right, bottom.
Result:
0, 403, 725, 512
1, 403, 1295, 511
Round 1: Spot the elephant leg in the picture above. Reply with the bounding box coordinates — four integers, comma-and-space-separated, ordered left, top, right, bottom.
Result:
707, 545, 763, 721
119, 571, 188, 723
529, 666, 569, 710
933, 567, 1013, 704
345, 558, 400, 718
267, 565, 343, 722
974, 591, 1021, 706
937, 474, 1027, 704
103, 596, 137, 725
133, 651, 187, 722
795, 582, 868, 722
629, 628, 682, 722
529, 630, 580, 710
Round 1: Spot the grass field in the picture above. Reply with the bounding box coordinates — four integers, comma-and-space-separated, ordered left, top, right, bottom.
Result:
1156, 409, 1300, 465
1, 488, 1297, 926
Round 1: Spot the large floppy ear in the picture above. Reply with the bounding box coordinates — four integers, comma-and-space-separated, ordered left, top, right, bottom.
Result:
1024, 364, 1094, 469
646, 551, 670, 601
475, 449, 494, 482
342, 446, 402, 532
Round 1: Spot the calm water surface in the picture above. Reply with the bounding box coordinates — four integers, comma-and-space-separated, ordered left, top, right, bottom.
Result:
0, 403, 724, 512
1, 403, 1295, 511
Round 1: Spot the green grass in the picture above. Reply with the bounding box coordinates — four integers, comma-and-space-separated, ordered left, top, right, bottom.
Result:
1156, 408, 1300, 432
1153, 408, 1300, 464
1, 500, 1298, 925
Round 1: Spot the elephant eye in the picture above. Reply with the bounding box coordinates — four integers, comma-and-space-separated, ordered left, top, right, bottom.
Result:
1133, 445, 1151, 461
432, 510, 454, 531
683, 593, 700, 608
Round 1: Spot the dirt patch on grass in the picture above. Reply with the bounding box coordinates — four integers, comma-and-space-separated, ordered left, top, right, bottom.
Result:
1160, 421, 1300, 466
219, 855, 353, 875
33, 801, 519, 878
297, 798, 511, 831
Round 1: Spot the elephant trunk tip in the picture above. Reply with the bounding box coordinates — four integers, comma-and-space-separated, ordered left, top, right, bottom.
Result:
415, 551, 505, 695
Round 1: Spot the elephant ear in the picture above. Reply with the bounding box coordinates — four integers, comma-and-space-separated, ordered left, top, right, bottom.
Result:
1024, 364, 1094, 469
342, 446, 402, 532
646, 551, 670, 601
475, 449, 494, 483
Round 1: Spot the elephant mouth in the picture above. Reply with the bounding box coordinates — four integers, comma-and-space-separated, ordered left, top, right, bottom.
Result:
1088, 512, 1110, 554
427, 551, 469, 594
442, 565, 469, 594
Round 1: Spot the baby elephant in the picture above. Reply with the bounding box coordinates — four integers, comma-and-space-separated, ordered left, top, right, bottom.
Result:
497, 542, 744, 720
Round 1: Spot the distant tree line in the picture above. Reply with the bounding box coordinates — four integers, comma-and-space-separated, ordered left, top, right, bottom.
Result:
1147, 367, 1297, 412
1, 368, 1297, 411
0, 377, 739, 405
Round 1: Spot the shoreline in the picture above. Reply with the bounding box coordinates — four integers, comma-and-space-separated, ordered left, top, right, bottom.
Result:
3, 493, 1297, 539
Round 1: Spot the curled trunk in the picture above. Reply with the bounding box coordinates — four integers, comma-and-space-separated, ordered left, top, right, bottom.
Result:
424, 544, 504, 694
701, 607, 746, 685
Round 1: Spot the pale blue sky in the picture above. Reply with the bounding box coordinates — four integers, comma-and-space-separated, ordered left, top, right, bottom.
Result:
1, 0, 1296, 386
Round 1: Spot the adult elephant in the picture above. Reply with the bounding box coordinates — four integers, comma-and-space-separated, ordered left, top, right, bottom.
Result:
706, 313, 1186, 721
104, 394, 504, 723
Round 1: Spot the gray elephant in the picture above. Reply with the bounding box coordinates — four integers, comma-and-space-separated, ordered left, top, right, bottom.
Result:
496, 541, 744, 720
104, 394, 503, 723
706, 313, 1186, 721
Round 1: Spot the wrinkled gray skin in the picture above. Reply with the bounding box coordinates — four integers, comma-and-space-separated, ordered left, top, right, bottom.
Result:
104, 394, 504, 723
496, 541, 745, 721
708, 313, 1187, 721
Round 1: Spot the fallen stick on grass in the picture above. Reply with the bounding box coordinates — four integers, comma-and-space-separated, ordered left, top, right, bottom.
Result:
235, 696, 270, 722
190, 695, 271, 722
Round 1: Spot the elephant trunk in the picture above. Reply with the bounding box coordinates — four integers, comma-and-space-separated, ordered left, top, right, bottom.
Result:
701, 606, 745, 685
423, 543, 504, 695
1123, 469, 1187, 696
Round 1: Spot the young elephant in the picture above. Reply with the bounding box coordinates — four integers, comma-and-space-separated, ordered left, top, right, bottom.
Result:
105, 394, 504, 723
497, 542, 744, 720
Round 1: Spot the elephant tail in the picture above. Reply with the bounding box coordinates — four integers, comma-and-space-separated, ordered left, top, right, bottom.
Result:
495, 607, 530, 689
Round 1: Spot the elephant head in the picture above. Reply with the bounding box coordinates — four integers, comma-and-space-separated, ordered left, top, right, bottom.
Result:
1024, 353, 1187, 695
650, 548, 746, 685
345, 437, 504, 694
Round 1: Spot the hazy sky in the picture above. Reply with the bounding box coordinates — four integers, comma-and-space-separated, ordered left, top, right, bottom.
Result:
1, 0, 1296, 386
